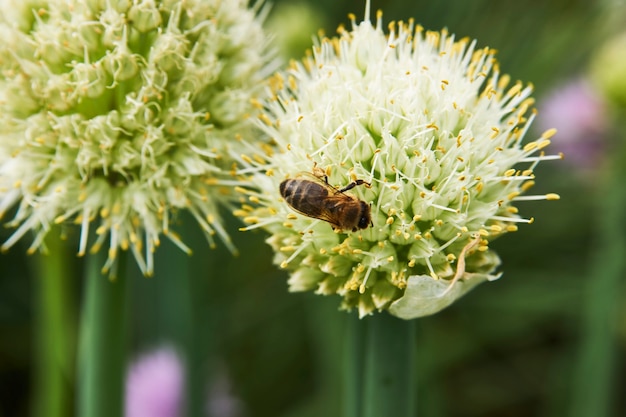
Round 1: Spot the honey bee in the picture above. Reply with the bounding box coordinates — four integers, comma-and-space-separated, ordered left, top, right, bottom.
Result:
279, 170, 372, 232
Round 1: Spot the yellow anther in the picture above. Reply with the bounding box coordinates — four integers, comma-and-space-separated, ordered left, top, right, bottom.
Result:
542, 128, 557, 139
507, 191, 520, 200
536, 139, 551, 150
522, 180, 535, 191
523, 141, 538, 152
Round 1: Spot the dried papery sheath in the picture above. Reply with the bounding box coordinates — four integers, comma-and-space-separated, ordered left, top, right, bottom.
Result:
236, 8, 560, 318
0, 0, 273, 275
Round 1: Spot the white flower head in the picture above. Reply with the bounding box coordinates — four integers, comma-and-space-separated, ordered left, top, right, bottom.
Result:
0, 0, 273, 275
236, 8, 560, 319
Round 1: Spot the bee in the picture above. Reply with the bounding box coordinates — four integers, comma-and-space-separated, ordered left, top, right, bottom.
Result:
279, 169, 372, 232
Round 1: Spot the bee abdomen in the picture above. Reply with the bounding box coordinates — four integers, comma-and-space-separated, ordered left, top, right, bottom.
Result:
279, 179, 294, 198
280, 179, 328, 216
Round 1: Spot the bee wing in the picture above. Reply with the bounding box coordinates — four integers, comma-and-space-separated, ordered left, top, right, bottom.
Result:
311, 194, 352, 227
292, 171, 339, 190
282, 179, 344, 226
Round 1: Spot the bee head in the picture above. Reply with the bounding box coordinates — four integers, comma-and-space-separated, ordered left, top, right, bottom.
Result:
357, 201, 372, 230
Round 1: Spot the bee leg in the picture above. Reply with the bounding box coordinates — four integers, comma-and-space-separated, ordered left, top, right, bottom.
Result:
338, 179, 370, 193
311, 162, 328, 183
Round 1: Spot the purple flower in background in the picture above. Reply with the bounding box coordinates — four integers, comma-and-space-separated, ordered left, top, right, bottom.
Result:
537, 79, 610, 170
125, 348, 184, 417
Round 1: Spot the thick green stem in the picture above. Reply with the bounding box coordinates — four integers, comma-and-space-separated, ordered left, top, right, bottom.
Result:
152, 239, 198, 417
32, 233, 76, 417
363, 313, 416, 417
343, 313, 366, 417
77, 251, 129, 417
345, 312, 416, 417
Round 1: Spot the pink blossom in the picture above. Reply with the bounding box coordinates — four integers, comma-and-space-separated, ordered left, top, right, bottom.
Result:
537, 79, 609, 170
125, 348, 184, 417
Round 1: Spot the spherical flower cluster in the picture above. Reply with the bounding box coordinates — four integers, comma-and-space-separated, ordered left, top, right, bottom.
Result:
0, 0, 272, 275
236, 11, 560, 318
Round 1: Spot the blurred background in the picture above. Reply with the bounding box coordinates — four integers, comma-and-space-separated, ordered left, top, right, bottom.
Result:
1, 0, 625, 416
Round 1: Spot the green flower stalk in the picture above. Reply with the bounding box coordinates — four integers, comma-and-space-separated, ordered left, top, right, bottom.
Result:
0, 0, 273, 275
236, 10, 560, 319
